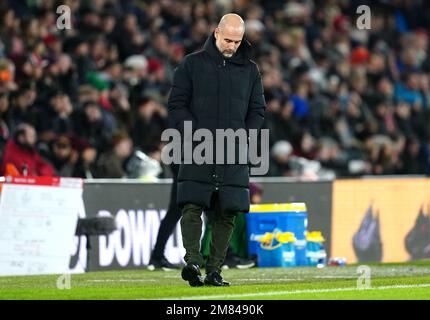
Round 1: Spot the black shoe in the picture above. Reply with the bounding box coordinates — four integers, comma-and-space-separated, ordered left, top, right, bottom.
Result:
221, 256, 256, 270
204, 271, 230, 286
181, 264, 204, 287
147, 257, 182, 271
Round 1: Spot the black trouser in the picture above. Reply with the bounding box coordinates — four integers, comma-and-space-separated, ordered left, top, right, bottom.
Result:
204, 209, 236, 261
181, 192, 237, 274
151, 163, 181, 260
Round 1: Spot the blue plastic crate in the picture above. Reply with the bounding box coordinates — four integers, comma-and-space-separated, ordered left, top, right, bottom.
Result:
306, 241, 327, 266
246, 203, 308, 266
306, 232, 327, 266
257, 241, 296, 267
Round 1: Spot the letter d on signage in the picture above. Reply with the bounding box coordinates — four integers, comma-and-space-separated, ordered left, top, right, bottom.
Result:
56, 273, 71, 290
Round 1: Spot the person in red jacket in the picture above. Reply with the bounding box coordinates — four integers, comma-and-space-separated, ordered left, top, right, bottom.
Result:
1, 123, 54, 176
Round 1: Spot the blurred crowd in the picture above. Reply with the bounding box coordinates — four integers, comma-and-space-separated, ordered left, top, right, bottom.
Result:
0, 0, 430, 180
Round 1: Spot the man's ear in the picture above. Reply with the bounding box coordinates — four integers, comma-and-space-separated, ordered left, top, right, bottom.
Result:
214, 27, 219, 40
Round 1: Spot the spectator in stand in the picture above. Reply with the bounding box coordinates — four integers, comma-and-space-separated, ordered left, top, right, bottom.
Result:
0, 91, 11, 153
95, 130, 133, 178
35, 89, 74, 145
47, 134, 77, 177
8, 83, 37, 131
131, 96, 167, 154
72, 100, 117, 153
0, 123, 54, 176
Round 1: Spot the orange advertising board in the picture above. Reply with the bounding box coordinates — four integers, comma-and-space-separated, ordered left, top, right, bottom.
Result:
331, 178, 430, 263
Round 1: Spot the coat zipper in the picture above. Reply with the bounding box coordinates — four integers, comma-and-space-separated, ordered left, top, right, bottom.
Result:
214, 59, 223, 185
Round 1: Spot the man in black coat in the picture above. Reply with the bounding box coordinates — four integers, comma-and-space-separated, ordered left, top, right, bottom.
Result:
167, 13, 266, 286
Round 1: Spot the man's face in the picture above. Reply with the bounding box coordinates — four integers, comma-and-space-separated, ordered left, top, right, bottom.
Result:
214, 27, 243, 58
53, 142, 71, 160
0, 94, 9, 112
115, 138, 133, 158
85, 104, 102, 123
18, 126, 36, 148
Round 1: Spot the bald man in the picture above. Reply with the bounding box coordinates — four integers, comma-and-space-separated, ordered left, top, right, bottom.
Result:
1, 123, 55, 176
168, 13, 266, 286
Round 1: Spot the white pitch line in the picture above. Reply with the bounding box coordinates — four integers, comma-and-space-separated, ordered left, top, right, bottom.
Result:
86, 278, 298, 283
88, 279, 157, 282
234, 278, 302, 282
152, 283, 430, 300
313, 276, 357, 279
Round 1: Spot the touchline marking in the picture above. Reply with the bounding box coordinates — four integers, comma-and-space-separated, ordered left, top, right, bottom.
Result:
149, 283, 430, 300
233, 278, 303, 282
87, 279, 157, 282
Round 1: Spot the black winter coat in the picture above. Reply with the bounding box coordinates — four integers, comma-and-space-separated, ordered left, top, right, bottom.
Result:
167, 32, 266, 213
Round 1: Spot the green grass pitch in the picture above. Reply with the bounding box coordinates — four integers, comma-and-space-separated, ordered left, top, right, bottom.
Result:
1, 260, 430, 300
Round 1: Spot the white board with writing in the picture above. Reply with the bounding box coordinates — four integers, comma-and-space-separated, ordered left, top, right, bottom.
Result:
0, 177, 83, 276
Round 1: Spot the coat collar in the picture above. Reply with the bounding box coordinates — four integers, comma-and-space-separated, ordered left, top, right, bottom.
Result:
203, 32, 251, 65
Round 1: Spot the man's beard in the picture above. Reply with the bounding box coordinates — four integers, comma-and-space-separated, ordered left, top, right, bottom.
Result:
216, 41, 234, 58
16, 139, 35, 153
